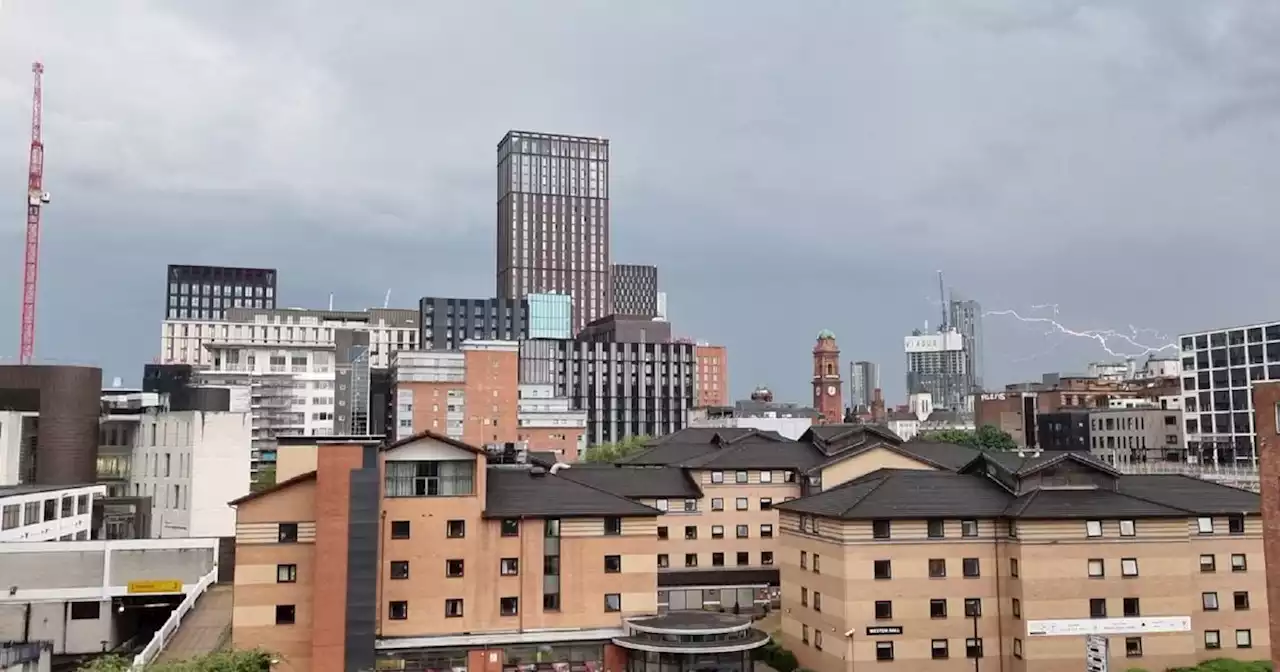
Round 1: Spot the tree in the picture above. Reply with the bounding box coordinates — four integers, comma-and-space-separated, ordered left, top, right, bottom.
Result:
581, 435, 652, 463
77, 649, 273, 671
917, 425, 1017, 452
250, 467, 277, 493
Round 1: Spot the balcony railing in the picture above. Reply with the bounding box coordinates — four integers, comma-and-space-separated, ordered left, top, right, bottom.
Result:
1113, 462, 1260, 490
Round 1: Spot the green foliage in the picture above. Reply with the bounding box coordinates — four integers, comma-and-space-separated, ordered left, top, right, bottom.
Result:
752, 640, 799, 672
581, 435, 651, 463
77, 649, 273, 672
917, 425, 1017, 452
250, 467, 277, 493
1166, 660, 1274, 672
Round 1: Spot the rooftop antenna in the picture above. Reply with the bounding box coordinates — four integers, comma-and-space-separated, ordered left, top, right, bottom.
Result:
937, 270, 947, 331
328, 293, 334, 311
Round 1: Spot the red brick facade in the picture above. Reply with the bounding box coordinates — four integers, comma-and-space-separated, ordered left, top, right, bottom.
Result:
1252, 380, 1280, 669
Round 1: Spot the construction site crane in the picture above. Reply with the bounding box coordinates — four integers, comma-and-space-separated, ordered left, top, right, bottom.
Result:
19, 61, 49, 365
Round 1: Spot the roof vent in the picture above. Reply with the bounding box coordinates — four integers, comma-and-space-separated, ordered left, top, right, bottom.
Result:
550, 463, 571, 474
530, 466, 547, 477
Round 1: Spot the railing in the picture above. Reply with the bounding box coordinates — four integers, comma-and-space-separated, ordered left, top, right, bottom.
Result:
1113, 462, 1261, 489
1, 640, 51, 667
130, 566, 219, 671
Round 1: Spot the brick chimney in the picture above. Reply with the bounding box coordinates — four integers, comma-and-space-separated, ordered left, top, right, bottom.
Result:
870, 388, 887, 423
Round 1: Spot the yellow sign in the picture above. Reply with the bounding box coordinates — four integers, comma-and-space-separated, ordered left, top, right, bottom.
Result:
127, 579, 184, 594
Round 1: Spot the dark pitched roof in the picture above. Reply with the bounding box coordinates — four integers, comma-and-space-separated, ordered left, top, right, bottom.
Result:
647, 427, 788, 446
483, 467, 662, 518
1004, 487, 1189, 519
229, 471, 317, 506
1117, 474, 1260, 515
622, 427, 821, 470
776, 470, 1013, 519
554, 464, 702, 499
799, 424, 904, 456
964, 449, 1121, 478
383, 429, 485, 454
896, 442, 983, 470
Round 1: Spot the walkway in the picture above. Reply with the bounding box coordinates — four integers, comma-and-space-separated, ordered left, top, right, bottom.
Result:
153, 584, 234, 664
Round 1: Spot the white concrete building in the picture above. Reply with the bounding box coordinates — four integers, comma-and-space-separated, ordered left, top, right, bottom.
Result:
0, 411, 36, 486
517, 384, 588, 459
0, 485, 106, 542
1179, 321, 1280, 465
887, 391, 975, 441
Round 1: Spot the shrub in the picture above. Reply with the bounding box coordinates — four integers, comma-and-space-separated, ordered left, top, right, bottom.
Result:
769, 649, 799, 672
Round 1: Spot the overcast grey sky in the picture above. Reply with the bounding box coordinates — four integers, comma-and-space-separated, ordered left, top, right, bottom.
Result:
0, 0, 1277, 403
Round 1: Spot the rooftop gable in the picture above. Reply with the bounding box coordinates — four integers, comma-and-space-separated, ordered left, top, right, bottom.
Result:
484, 467, 663, 518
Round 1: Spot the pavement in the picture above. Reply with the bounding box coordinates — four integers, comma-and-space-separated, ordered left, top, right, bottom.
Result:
153, 584, 234, 664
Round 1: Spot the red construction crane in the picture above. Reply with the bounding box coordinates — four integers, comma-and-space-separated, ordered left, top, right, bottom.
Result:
19, 62, 49, 365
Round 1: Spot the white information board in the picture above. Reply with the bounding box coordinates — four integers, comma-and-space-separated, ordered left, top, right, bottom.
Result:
1027, 616, 1191, 637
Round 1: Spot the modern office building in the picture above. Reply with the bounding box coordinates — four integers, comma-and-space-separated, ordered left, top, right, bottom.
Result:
518, 339, 695, 445
165, 264, 276, 320
0, 365, 102, 486
418, 297, 528, 350
695, 344, 729, 408
905, 328, 971, 414
949, 293, 984, 392
850, 360, 880, 410
496, 131, 611, 333
528, 293, 573, 339
612, 264, 659, 317
0, 483, 105, 541
160, 307, 418, 370
1179, 321, 1280, 466
775, 448, 1266, 672
578, 315, 672, 344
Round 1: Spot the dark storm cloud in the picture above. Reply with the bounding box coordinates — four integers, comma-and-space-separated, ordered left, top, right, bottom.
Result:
0, 0, 1277, 403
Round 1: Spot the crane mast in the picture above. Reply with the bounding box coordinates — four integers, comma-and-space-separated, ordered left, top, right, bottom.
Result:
19, 62, 46, 365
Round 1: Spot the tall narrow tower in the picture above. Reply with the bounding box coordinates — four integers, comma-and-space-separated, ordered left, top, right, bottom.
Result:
19, 62, 47, 364
812, 330, 843, 424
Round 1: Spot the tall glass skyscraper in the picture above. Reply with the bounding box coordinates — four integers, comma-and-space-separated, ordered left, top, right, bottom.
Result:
528, 293, 572, 339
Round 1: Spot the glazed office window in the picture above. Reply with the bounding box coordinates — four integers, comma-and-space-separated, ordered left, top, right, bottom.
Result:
876, 642, 894, 661
384, 460, 475, 496
962, 558, 981, 577
874, 601, 892, 619
712, 553, 725, 567
657, 554, 669, 569
1197, 517, 1214, 534
736, 498, 748, 511
605, 594, 622, 612
683, 499, 698, 512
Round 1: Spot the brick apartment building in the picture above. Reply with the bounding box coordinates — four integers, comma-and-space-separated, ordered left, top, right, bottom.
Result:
694, 344, 728, 408
1250, 380, 1280, 669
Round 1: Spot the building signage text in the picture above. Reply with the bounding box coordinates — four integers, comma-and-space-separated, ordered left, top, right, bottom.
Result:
865, 626, 903, 636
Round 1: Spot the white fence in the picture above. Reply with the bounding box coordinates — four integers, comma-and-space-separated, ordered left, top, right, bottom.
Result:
130, 567, 219, 671
1114, 462, 1261, 490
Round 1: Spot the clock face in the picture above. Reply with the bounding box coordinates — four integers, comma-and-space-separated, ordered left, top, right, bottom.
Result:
827, 386, 837, 396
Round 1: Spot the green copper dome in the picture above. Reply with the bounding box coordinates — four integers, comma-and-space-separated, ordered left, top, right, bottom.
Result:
817, 329, 836, 340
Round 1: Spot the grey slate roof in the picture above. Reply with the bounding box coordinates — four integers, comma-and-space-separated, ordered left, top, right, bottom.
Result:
483, 467, 662, 518
554, 464, 702, 499
799, 424, 904, 456
622, 427, 821, 470
775, 467, 1261, 520
977, 450, 1120, 477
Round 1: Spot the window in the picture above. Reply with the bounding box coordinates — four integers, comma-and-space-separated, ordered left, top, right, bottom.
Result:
964, 598, 982, 617
445, 599, 463, 618
1232, 553, 1247, 571
60, 497, 72, 517
760, 470, 773, 483
737, 551, 749, 566
21, 501, 38, 526
683, 499, 697, 512
384, 459, 475, 496
961, 519, 978, 537
0, 505, 17, 530
604, 517, 622, 535
388, 601, 408, 620
42, 499, 55, 521
1202, 592, 1219, 611
657, 526, 668, 540
390, 520, 410, 539
965, 638, 984, 658
872, 519, 891, 539
605, 593, 622, 612
657, 554, 669, 568
735, 497, 748, 511
736, 524, 749, 538
1119, 519, 1136, 536
761, 524, 773, 538
446, 559, 464, 577
1012, 598, 1021, 618
1085, 520, 1103, 537
1205, 630, 1221, 650
278, 523, 298, 543
1197, 517, 1214, 534
1123, 597, 1140, 617
446, 520, 466, 538
927, 519, 945, 538
874, 560, 891, 579
685, 526, 698, 540
875, 642, 894, 661
1234, 591, 1250, 610
762, 551, 774, 565
1125, 637, 1142, 657
931, 639, 949, 659
712, 525, 725, 539
501, 558, 519, 576
760, 497, 773, 510
814, 630, 823, 651
501, 518, 519, 537
813, 554, 821, 573
654, 498, 669, 512
1013, 638, 1023, 659
1228, 515, 1245, 534
875, 601, 893, 619
801, 624, 809, 644
735, 471, 748, 483
1121, 558, 1139, 577
1010, 558, 1019, 577
711, 498, 724, 510
800, 551, 807, 570
813, 592, 822, 611
930, 599, 947, 618
277, 564, 298, 583
390, 561, 409, 580
928, 558, 947, 578
275, 605, 296, 625
801, 588, 808, 607
70, 601, 100, 620
710, 471, 724, 483
1200, 554, 1216, 572
962, 558, 980, 577
500, 597, 519, 616
1237, 629, 1252, 648
604, 555, 621, 573
685, 553, 698, 567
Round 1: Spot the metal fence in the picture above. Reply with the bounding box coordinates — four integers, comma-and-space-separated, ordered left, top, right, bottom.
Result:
1114, 462, 1261, 490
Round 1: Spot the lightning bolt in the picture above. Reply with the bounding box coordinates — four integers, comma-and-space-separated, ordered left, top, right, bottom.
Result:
984, 308, 1177, 358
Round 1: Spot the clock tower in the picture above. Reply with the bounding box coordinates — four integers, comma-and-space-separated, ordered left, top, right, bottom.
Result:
812, 330, 844, 424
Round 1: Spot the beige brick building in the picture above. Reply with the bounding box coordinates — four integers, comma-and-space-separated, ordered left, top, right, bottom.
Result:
775, 448, 1266, 672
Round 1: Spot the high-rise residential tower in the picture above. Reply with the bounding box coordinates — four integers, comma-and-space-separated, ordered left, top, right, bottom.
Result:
949, 293, 984, 393
612, 263, 659, 317
165, 264, 276, 320
850, 360, 879, 410
904, 328, 970, 413
496, 131, 611, 334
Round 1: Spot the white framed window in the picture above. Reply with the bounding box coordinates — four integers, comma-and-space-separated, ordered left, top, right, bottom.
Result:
1119, 520, 1136, 537
1085, 520, 1103, 538
1197, 517, 1214, 534
1121, 558, 1139, 577
654, 499, 668, 512
760, 470, 773, 483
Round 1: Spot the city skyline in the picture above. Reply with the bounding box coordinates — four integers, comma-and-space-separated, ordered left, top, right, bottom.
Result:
0, 2, 1277, 405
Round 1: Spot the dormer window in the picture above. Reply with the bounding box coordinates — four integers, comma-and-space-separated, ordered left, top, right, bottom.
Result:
385, 460, 475, 497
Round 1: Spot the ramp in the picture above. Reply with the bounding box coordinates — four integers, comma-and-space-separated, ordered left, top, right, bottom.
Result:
150, 584, 233, 664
